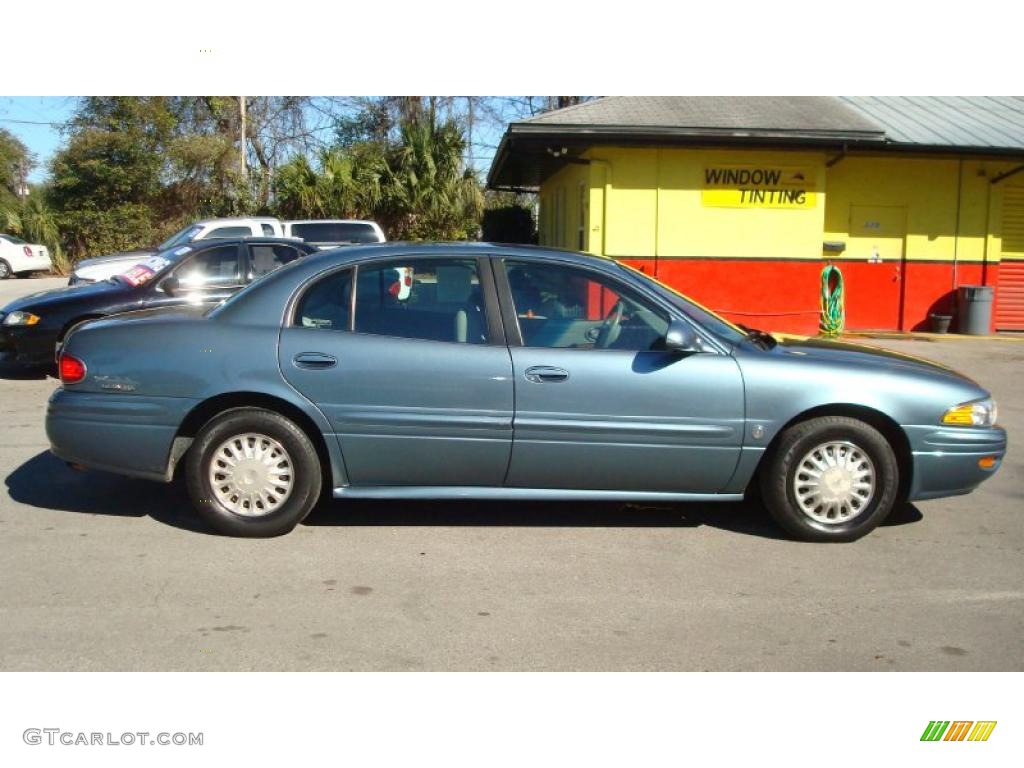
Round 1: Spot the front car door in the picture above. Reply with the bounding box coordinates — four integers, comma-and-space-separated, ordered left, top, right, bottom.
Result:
278, 254, 514, 487
496, 257, 745, 493
150, 243, 245, 308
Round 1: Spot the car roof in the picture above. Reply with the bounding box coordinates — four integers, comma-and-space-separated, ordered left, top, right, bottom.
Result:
194, 217, 272, 227
284, 219, 380, 225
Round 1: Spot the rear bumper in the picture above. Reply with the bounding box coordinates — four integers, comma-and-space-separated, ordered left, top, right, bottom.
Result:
46, 388, 195, 481
905, 425, 1008, 501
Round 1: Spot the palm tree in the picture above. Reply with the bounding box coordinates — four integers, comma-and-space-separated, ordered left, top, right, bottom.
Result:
1, 193, 68, 273
378, 118, 482, 240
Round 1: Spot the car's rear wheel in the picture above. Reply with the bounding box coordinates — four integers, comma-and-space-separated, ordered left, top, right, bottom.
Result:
0, 260, 11, 279
186, 408, 322, 537
759, 415, 899, 542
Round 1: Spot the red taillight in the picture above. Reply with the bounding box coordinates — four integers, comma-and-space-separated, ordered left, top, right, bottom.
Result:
23, 246, 32, 257
59, 354, 87, 385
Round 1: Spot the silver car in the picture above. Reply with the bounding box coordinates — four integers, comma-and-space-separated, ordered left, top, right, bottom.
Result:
46, 243, 1007, 541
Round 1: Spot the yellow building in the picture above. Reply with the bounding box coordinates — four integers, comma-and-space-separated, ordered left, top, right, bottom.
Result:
487, 97, 1024, 333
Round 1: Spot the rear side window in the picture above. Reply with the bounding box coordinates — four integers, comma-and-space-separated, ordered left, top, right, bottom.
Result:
249, 244, 302, 278
204, 225, 252, 239
261, 223, 275, 236
354, 258, 487, 344
295, 269, 353, 330
290, 222, 381, 244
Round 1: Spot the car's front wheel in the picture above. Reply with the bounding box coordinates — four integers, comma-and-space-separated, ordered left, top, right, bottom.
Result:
0, 260, 11, 279
759, 415, 899, 542
186, 408, 322, 537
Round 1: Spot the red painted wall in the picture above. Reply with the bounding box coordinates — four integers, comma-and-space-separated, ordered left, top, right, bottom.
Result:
619, 257, 998, 335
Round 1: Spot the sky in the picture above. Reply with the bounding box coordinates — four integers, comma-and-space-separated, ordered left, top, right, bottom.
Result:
0, 97, 78, 183
0, 96, 509, 185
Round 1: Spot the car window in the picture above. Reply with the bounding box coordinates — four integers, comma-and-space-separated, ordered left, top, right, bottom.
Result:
172, 245, 241, 288
504, 260, 670, 350
249, 244, 301, 278
204, 225, 252, 239
354, 258, 488, 344
158, 225, 202, 250
260, 223, 275, 236
290, 222, 381, 243
295, 269, 353, 330
1, 234, 27, 244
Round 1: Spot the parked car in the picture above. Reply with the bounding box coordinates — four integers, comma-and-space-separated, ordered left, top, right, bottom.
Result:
68, 218, 287, 285
45, 243, 1006, 541
282, 219, 385, 248
2, 237, 315, 370
0, 234, 52, 279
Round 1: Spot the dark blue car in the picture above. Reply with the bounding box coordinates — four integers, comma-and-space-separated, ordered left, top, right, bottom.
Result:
46, 243, 1006, 541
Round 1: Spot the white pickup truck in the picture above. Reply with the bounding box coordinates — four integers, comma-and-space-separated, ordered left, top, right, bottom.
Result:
68, 217, 286, 285
283, 220, 385, 248
0, 234, 53, 279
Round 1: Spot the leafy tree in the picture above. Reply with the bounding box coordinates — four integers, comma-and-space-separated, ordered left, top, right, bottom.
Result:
0, 127, 32, 206
377, 118, 482, 240
1, 191, 69, 273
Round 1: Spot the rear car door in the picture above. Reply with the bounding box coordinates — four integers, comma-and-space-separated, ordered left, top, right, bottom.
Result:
278, 255, 514, 487
244, 242, 305, 281
496, 258, 745, 493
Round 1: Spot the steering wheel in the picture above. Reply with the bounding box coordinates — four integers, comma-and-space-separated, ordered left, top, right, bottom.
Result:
594, 300, 625, 348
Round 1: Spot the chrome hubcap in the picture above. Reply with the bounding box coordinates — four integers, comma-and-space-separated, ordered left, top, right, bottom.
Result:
209, 433, 294, 516
793, 441, 875, 525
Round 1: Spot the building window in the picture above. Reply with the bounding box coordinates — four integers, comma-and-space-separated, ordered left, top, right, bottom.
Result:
577, 182, 586, 251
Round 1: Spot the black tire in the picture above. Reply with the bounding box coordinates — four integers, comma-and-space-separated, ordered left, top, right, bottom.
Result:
759, 416, 899, 542
186, 408, 322, 537
0, 260, 11, 279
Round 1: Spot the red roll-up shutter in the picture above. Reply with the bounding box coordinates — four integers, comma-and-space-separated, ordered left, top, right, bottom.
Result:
995, 187, 1024, 331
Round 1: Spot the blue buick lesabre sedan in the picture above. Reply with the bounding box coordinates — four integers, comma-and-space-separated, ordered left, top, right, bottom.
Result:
45, 243, 1006, 541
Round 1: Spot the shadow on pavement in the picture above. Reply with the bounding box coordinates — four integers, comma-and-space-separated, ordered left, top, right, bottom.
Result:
7, 450, 923, 540
5, 451, 212, 533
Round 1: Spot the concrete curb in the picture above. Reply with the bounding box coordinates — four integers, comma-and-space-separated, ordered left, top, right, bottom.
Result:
842, 331, 1024, 343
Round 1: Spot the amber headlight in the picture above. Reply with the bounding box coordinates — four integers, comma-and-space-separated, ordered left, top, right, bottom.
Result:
2, 311, 41, 326
942, 398, 997, 427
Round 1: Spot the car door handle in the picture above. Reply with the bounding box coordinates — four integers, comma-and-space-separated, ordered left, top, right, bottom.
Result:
293, 352, 337, 370
524, 365, 569, 383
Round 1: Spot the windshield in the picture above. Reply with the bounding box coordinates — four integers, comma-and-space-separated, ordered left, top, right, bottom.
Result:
157, 225, 203, 251
290, 222, 380, 244
112, 249, 183, 287
1, 234, 27, 244
618, 262, 747, 345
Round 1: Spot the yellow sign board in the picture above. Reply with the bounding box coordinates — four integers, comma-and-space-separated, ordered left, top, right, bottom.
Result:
702, 165, 817, 209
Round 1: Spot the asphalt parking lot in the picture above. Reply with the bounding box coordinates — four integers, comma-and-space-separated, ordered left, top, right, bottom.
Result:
0, 276, 1021, 671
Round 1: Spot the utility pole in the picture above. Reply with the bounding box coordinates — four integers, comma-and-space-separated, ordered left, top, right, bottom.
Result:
239, 96, 247, 178
466, 96, 474, 174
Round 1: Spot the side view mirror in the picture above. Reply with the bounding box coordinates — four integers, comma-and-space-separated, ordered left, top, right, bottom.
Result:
161, 276, 180, 296
664, 319, 705, 353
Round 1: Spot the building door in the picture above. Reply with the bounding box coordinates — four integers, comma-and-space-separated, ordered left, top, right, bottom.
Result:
846, 205, 907, 330
995, 186, 1024, 331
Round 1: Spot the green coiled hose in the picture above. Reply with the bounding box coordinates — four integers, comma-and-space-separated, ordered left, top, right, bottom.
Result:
819, 264, 845, 337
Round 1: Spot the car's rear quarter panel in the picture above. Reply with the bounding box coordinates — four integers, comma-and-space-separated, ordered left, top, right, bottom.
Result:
47, 313, 338, 482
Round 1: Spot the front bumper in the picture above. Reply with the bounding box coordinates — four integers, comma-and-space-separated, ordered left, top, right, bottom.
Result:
905, 424, 1007, 501
0, 321, 59, 368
